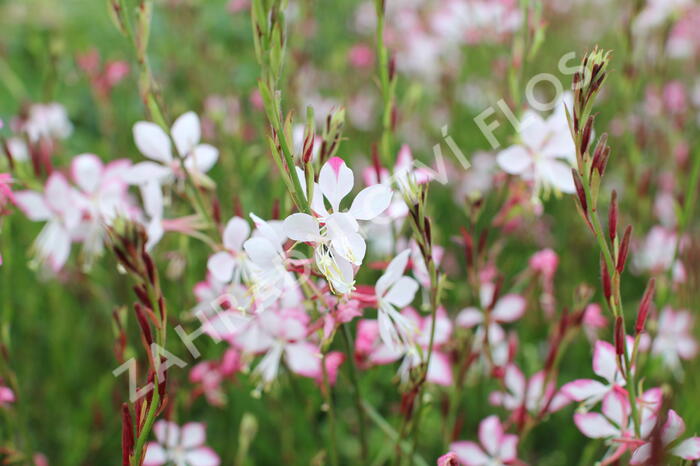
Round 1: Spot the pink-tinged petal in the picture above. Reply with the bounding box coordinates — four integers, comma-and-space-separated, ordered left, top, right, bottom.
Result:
181, 422, 206, 449
662, 409, 686, 445
71, 153, 103, 193
601, 389, 629, 428
201, 310, 249, 341
13, 191, 51, 221
547, 391, 573, 412
478, 416, 503, 456
677, 336, 698, 359
503, 364, 526, 400
44, 173, 74, 215
427, 351, 453, 386
319, 157, 354, 211
41, 222, 72, 271
455, 308, 483, 328
184, 446, 221, 466
153, 420, 180, 448
133, 121, 172, 163
185, 144, 218, 174
142, 442, 167, 466
592, 340, 618, 384
172, 111, 201, 156
573, 413, 619, 438
450, 441, 489, 466
437, 452, 459, 466
430, 308, 453, 345
561, 379, 608, 402
0, 387, 15, 404
283, 213, 321, 242
499, 434, 518, 461
207, 252, 236, 283
491, 294, 526, 323
538, 158, 575, 193
125, 161, 173, 185
497, 145, 531, 175
285, 342, 321, 378
368, 343, 403, 365
376, 249, 411, 296
222, 217, 250, 252
672, 437, 700, 460
349, 185, 392, 220
629, 444, 651, 464
384, 276, 419, 308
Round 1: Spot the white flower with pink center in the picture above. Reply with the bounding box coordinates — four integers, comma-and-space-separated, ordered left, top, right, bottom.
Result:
143, 421, 220, 466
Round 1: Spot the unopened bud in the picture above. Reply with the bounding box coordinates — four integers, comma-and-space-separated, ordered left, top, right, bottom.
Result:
609, 190, 618, 242
601, 256, 611, 303
616, 225, 632, 273
635, 278, 656, 334
614, 316, 624, 356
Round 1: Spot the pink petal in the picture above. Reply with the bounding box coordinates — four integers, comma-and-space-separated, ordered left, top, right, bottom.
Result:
450, 441, 489, 466
573, 413, 619, 438
427, 351, 453, 386
602, 388, 629, 428
662, 409, 685, 445
455, 308, 483, 328
492, 294, 526, 323
153, 420, 180, 448
499, 434, 518, 461
503, 364, 526, 401
561, 379, 608, 402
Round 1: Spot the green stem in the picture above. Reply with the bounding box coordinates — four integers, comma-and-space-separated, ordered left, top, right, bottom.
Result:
341, 324, 369, 461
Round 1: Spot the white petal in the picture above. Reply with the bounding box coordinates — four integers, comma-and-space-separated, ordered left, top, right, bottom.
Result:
426, 351, 453, 386
207, 252, 236, 283
330, 230, 366, 266
283, 213, 321, 242
478, 415, 503, 456
141, 181, 163, 219
185, 144, 218, 173
172, 111, 201, 156
671, 437, 700, 460
142, 442, 167, 466
153, 420, 180, 448
499, 434, 518, 461
285, 342, 321, 377
375, 249, 411, 296
538, 159, 575, 193
592, 340, 618, 384
184, 447, 221, 466
561, 379, 607, 402
456, 307, 484, 328
125, 162, 173, 185
133, 121, 172, 163
503, 364, 527, 401
243, 237, 278, 267
630, 444, 651, 464
349, 185, 392, 220
13, 191, 51, 221
573, 413, 619, 438
601, 389, 629, 428
181, 422, 206, 448
662, 410, 686, 445
223, 217, 250, 252
319, 157, 354, 211
71, 153, 103, 193
450, 441, 489, 466
497, 145, 531, 174
492, 294, 526, 323
384, 276, 419, 308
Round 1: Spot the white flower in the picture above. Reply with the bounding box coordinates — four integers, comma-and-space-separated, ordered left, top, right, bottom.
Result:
127, 111, 219, 186
375, 249, 420, 349
283, 157, 392, 294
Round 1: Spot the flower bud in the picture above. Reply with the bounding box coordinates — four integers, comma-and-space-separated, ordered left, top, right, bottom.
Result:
614, 316, 624, 356
609, 190, 618, 242
616, 225, 632, 273
121, 403, 134, 466
601, 256, 611, 303
572, 169, 587, 214
635, 278, 656, 334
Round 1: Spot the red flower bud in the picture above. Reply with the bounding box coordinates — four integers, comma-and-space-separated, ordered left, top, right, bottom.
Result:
614, 316, 625, 356
635, 278, 656, 334
121, 403, 134, 466
601, 256, 612, 303
616, 225, 632, 273
609, 190, 618, 242
134, 303, 154, 348
460, 227, 473, 269
572, 169, 587, 214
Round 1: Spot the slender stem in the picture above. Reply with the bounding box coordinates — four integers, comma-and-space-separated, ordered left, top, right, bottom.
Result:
362, 401, 429, 466
340, 324, 369, 461
321, 351, 339, 466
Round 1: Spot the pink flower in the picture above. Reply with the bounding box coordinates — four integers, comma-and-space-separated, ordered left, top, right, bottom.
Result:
0, 385, 15, 406
348, 44, 374, 69
450, 415, 519, 466
631, 409, 700, 463
144, 421, 220, 466
456, 282, 526, 328
651, 307, 698, 371
437, 451, 458, 466
561, 340, 628, 409
529, 248, 558, 279
0, 173, 15, 210
489, 364, 570, 416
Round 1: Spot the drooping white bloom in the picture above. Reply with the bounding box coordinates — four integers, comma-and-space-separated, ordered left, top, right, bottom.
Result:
283, 157, 392, 294
127, 111, 219, 186
374, 249, 420, 349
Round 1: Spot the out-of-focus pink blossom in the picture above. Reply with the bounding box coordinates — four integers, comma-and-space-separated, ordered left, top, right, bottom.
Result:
450, 415, 520, 466
529, 248, 558, 279
144, 421, 220, 466
348, 44, 374, 69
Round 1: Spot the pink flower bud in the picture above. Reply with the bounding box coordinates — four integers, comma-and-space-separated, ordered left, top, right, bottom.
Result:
635, 278, 656, 334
